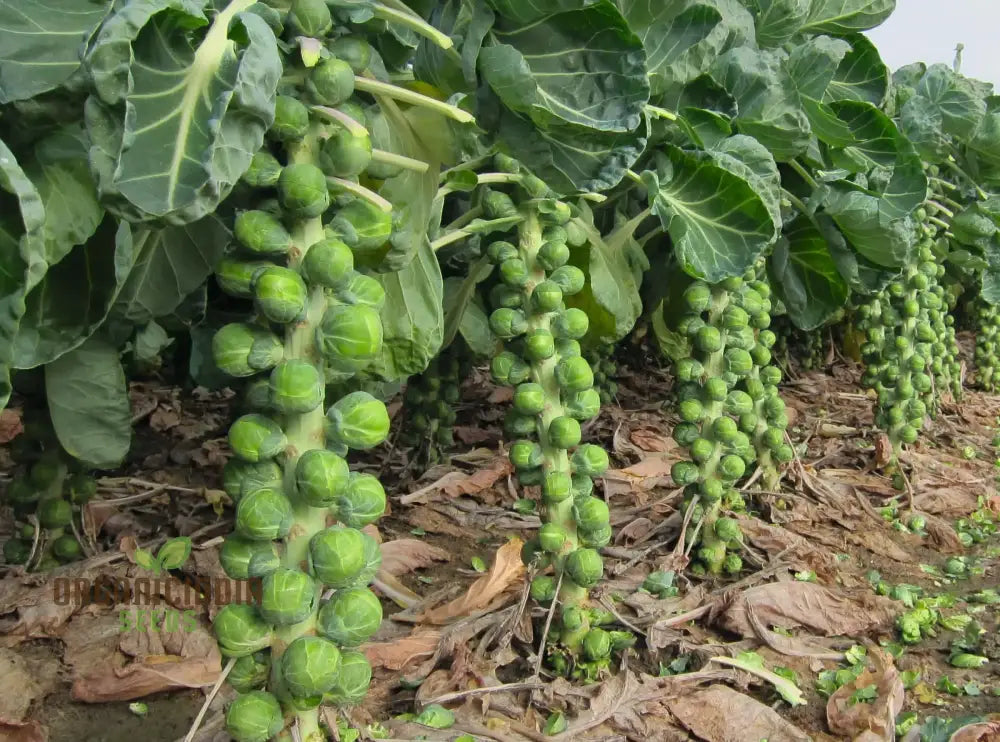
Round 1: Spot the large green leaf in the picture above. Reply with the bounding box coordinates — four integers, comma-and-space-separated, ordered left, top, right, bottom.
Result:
614, 1, 722, 96
751, 0, 809, 47
618, 0, 753, 89
0, 139, 46, 408
45, 334, 130, 469
704, 135, 782, 231
709, 47, 812, 162
373, 238, 444, 380
824, 34, 887, 105
0, 0, 112, 103
480, 1, 649, 133
485, 0, 602, 25
643, 140, 780, 282
414, 0, 494, 95
442, 264, 495, 357
982, 241, 1000, 305
817, 212, 893, 294
85, 0, 281, 223
828, 100, 927, 218
914, 64, 987, 140
823, 188, 914, 268
785, 36, 854, 147
968, 101, 1000, 186
564, 201, 645, 343
769, 217, 848, 330
800, 0, 895, 35
493, 107, 647, 194
111, 216, 229, 324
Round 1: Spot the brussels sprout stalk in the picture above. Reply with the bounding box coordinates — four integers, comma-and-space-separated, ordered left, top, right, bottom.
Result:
312, 106, 429, 173
326, 177, 393, 212
367, 2, 455, 51
352, 76, 473, 123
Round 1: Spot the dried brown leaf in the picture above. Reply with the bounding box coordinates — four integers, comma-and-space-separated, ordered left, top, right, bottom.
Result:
0, 409, 24, 444
0, 718, 46, 742
603, 455, 676, 498
379, 539, 450, 577
418, 538, 524, 624
668, 685, 811, 742
826, 648, 903, 741
716, 582, 897, 639
949, 719, 1000, 742
362, 629, 441, 671
0, 649, 60, 721
401, 456, 511, 505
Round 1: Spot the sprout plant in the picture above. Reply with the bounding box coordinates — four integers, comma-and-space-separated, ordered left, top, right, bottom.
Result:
208, 1, 472, 736
584, 346, 619, 405
669, 273, 791, 574
468, 164, 620, 678
3, 419, 93, 569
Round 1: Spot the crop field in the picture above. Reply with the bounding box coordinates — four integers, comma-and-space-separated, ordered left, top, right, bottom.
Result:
1, 1, 999, 741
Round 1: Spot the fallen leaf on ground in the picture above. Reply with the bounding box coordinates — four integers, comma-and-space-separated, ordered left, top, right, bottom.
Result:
0, 409, 23, 444
362, 629, 441, 671
826, 648, 903, 741
65, 611, 221, 702
949, 719, 1000, 742
668, 684, 811, 742
379, 539, 450, 577
629, 429, 676, 453
0, 649, 60, 721
0, 718, 45, 742
418, 538, 524, 624
603, 455, 676, 498
716, 581, 897, 639
400, 456, 511, 505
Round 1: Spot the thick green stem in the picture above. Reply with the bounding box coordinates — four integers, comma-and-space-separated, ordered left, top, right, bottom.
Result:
326, 177, 393, 212
788, 160, 818, 191
371, 2, 455, 51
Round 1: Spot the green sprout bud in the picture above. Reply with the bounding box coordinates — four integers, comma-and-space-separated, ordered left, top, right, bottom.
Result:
336, 472, 386, 528
552, 308, 589, 339
537, 241, 570, 271
490, 308, 528, 339
214, 604, 273, 657
695, 326, 722, 353
513, 383, 546, 415
280, 635, 342, 700
234, 210, 293, 255
278, 163, 330, 218
317, 303, 383, 371
253, 267, 308, 324
309, 526, 371, 588
308, 58, 355, 106
215, 258, 275, 299
571, 444, 609, 477
325, 650, 372, 707
555, 356, 594, 393
683, 282, 712, 313
530, 575, 557, 603
574, 496, 610, 532
225, 690, 283, 742
326, 391, 390, 450
243, 150, 283, 188
229, 414, 287, 462
295, 449, 350, 508
320, 128, 372, 178
235, 488, 294, 541
220, 537, 280, 580
213, 324, 284, 378
228, 652, 271, 693
548, 416, 581, 448
565, 388, 601, 420
270, 95, 310, 142
259, 568, 316, 625
543, 471, 573, 503
723, 553, 743, 574
499, 258, 529, 287
509, 440, 544, 470
582, 628, 612, 660
549, 265, 586, 296
486, 241, 518, 264
538, 523, 568, 553
52, 535, 82, 563
565, 548, 603, 588
714, 517, 742, 542
532, 281, 563, 313
302, 238, 354, 289
318, 586, 383, 646
671, 460, 700, 486
268, 360, 323, 414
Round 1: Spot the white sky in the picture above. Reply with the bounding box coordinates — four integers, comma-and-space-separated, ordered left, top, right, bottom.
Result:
865, 0, 998, 88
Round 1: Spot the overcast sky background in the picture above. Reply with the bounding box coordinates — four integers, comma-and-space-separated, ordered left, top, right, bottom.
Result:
865, 1, 998, 87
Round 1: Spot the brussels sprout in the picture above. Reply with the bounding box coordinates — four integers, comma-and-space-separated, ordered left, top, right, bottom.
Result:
68, 473, 97, 504
695, 326, 722, 353
538, 241, 570, 271
268, 360, 324, 414
229, 651, 271, 693
332, 473, 385, 528
718, 454, 746, 481
509, 440, 544, 471
555, 356, 594, 393
270, 95, 310, 142
711, 416, 738, 442
294, 449, 350, 507
224, 459, 284, 499
226, 690, 283, 742
307, 57, 355, 106
642, 570, 677, 596
690, 438, 714, 463
259, 568, 316, 626
704, 378, 729, 401
571, 473, 594, 499
548, 416, 581, 448
280, 635, 342, 701
513, 383, 546, 415
278, 163, 330, 219
714, 517, 742, 542
543, 471, 572, 503
326, 391, 389, 450
302, 238, 354, 289
550, 265, 586, 296
52, 535, 82, 563
565, 548, 603, 588
235, 488, 294, 541
490, 351, 529, 385
582, 628, 612, 660
335, 272, 385, 309
287, 0, 332, 35
328, 200, 393, 252
220, 537, 280, 579
229, 414, 287, 462
565, 388, 601, 420
723, 553, 743, 574
317, 586, 383, 646
506, 412, 538, 437
213, 324, 284, 378
309, 526, 370, 588
489, 308, 528, 339
571, 444, 609, 477
532, 281, 563, 313
700, 478, 724, 502
684, 282, 712, 313
499, 258, 529, 287
320, 128, 371, 178
325, 650, 372, 707
38, 498, 71, 529
538, 523, 568, 553
553, 308, 589, 339
216, 258, 275, 299
573, 497, 610, 532
243, 150, 283, 187
234, 210, 293, 255
317, 304, 383, 369
555, 338, 582, 358
487, 241, 519, 264
483, 191, 517, 219
253, 267, 308, 324
214, 603, 273, 657
530, 575, 557, 603
671, 461, 699, 486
